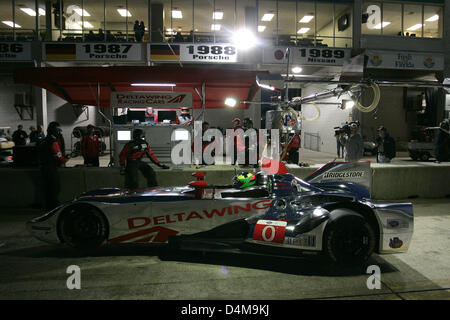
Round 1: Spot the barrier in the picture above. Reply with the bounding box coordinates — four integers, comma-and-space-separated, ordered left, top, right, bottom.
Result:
0, 164, 449, 208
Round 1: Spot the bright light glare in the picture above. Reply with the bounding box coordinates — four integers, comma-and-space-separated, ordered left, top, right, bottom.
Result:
292, 66, 303, 73
225, 97, 238, 107
407, 24, 423, 31
211, 24, 221, 31
299, 15, 314, 23
213, 11, 223, 20
345, 100, 355, 109
297, 27, 310, 34
373, 21, 391, 29
258, 25, 266, 32
131, 83, 176, 87
425, 14, 439, 22
79, 21, 94, 28
261, 13, 274, 21
172, 10, 183, 19
74, 8, 91, 16
117, 131, 131, 141
232, 29, 256, 50
117, 9, 132, 17
2, 21, 21, 28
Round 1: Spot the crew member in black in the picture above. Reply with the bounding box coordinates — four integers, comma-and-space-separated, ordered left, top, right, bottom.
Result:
38, 122, 68, 210
12, 124, 28, 146
119, 129, 169, 189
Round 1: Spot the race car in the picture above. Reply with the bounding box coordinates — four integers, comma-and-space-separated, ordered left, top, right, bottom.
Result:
27, 159, 414, 265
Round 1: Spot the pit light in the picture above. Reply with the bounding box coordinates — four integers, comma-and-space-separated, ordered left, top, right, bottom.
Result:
232, 29, 257, 50
224, 97, 238, 107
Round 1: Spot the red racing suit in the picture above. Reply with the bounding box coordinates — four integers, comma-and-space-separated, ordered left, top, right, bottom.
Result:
119, 140, 160, 166
81, 134, 100, 159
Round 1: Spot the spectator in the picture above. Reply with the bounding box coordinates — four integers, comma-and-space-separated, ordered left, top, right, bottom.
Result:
375, 126, 396, 163
134, 21, 142, 42
97, 28, 105, 41
174, 31, 184, 42
139, 21, 146, 41
434, 120, 450, 163
30, 125, 45, 144
339, 122, 363, 162
12, 124, 28, 146
106, 30, 115, 42
85, 30, 96, 41
81, 124, 101, 167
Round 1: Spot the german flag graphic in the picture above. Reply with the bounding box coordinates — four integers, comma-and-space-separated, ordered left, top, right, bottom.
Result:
45, 43, 76, 60
150, 44, 180, 61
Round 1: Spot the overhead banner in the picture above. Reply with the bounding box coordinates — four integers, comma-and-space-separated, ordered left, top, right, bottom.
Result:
110, 92, 192, 108
149, 43, 239, 63
0, 42, 31, 61
366, 50, 444, 70
43, 43, 142, 61
263, 46, 351, 66
180, 43, 238, 63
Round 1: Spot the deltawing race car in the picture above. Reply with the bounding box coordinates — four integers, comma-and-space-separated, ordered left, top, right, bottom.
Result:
28, 159, 413, 265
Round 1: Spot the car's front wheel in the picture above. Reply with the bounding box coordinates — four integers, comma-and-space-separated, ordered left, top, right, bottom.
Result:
323, 209, 376, 266
58, 204, 109, 250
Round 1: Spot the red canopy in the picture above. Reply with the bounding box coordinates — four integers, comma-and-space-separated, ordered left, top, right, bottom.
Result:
14, 66, 266, 109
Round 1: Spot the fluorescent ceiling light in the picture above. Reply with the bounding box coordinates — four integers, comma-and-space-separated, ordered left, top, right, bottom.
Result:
373, 21, 391, 29
211, 24, 221, 31
261, 13, 274, 22
258, 25, 266, 32
2, 21, 21, 28
79, 21, 94, 28
117, 9, 132, 17
292, 66, 303, 73
425, 14, 439, 22
407, 24, 423, 31
297, 27, 310, 34
299, 15, 314, 23
224, 97, 238, 107
74, 8, 91, 16
20, 8, 41, 16
131, 83, 176, 87
172, 9, 183, 19
213, 11, 223, 20
232, 29, 256, 50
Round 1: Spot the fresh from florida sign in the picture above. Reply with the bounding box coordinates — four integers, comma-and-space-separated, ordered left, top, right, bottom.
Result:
366, 50, 444, 70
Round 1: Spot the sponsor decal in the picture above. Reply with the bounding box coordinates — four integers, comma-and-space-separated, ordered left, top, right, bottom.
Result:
389, 237, 403, 249
274, 49, 285, 60
126, 200, 273, 230
387, 219, 409, 229
109, 226, 179, 243
424, 57, 435, 68
253, 220, 287, 243
284, 235, 316, 247
322, 171, 364, 179
370, 55, 382, 66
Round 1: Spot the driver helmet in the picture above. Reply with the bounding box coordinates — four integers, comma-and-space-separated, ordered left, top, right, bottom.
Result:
232, 172, 257, 189
47, 121, 62, 137
242, 117, 253, 129
132, 128, 145, 140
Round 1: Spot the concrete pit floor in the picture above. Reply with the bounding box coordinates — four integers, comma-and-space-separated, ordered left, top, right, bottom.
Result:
0, 198, 448, 300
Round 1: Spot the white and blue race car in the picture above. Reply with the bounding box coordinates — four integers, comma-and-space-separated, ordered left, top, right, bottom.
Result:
28, 160, 413, 265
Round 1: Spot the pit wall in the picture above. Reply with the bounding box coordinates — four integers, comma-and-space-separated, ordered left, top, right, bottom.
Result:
0, 165, 448, 208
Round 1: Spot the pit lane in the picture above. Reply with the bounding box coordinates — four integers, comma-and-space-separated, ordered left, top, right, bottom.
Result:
0, 198, 449, 300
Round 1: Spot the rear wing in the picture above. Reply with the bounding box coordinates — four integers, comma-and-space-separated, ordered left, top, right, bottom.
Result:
304, 161, 372, 194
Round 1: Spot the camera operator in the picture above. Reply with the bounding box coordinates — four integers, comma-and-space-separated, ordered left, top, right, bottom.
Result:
338, 122, 364, 162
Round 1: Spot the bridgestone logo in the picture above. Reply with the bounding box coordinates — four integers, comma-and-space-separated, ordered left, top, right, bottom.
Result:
323, 171, 364, 179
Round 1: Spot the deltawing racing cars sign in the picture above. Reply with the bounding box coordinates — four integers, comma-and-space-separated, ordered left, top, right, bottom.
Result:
110, 91, 193, 108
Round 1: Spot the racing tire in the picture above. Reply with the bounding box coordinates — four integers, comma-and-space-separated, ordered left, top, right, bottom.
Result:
323, 209, 376, 266
58, 204, 109, 251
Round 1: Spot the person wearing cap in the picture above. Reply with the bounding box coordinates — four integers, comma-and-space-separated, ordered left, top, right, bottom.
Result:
339, 122, 364, 162
375, 126, 396, 163
38, 121, 68, 210
119, 128, 169, 189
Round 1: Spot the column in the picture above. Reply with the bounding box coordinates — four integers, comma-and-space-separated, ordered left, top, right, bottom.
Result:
352, 0, 362, 50
34, 87, 48, 130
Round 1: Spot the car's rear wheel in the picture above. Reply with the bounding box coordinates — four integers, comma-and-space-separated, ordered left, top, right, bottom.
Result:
323, 209, 376, 266
58, 204, 108, 250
